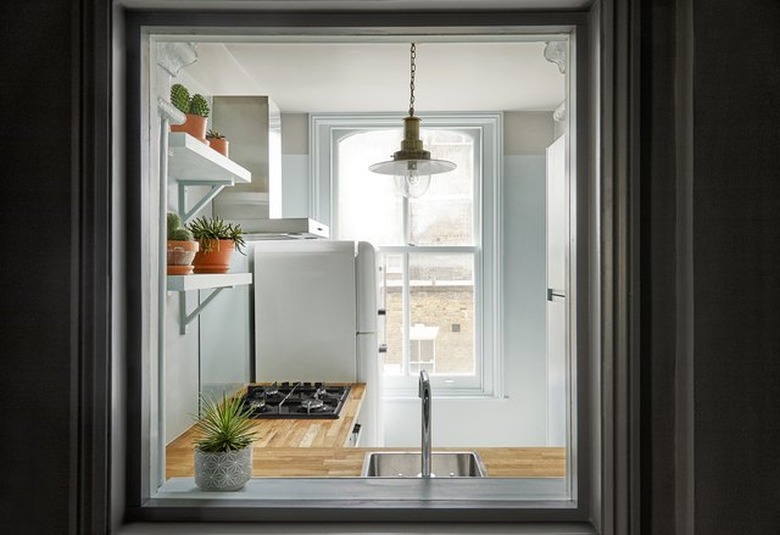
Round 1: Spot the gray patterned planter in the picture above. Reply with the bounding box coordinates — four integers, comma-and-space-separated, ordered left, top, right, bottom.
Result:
194, 446, 252, 491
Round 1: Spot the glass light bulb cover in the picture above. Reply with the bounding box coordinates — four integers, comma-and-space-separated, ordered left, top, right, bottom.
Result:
369, 158, 457, 176
394, 173, 431, 198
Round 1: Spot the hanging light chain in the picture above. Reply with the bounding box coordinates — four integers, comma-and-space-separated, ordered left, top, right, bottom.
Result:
408, 42, 416, 116
368, 39, 456, 194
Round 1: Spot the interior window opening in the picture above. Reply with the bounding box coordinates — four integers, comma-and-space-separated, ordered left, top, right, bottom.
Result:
141, 31, 576, 506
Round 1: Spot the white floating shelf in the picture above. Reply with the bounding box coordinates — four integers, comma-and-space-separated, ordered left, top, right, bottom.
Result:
167, 272, 252, 292
168, 132, 251, 185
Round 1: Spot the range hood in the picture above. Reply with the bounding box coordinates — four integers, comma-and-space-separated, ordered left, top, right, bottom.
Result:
209, 97, 328, 240
237, 217, 329, 240
213, 192, 329, 240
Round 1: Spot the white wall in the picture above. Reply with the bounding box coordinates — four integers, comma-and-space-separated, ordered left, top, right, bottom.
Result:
164, 188, 253, 443
199, 252, 252, 402
280, 112, 311, 217
164, 292, 200, 443
381, 112, 556, 447
275, 110, 555, 447
163, 185, 211, 444
162, 101, 558, 447
381, 152, 548, 447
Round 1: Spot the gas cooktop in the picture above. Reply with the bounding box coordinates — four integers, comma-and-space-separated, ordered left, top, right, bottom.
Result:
240, 382, 351, 419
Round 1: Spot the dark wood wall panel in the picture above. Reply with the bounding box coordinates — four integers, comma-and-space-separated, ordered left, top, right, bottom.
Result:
693, 1, 780, 533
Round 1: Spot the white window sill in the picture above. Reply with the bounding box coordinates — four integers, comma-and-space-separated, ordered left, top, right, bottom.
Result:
154, 476, 569, 503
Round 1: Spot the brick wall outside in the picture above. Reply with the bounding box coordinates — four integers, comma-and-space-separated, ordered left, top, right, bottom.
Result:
383, 284, 475, 375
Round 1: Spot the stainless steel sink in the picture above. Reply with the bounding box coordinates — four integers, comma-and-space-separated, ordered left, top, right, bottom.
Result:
361, 451, 488, 477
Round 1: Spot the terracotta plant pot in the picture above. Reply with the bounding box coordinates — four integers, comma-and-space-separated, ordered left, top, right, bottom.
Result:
192, 239, 235, 274
208, 138, 229, 158
170, 113, 208, 143
167, 240, 199, 275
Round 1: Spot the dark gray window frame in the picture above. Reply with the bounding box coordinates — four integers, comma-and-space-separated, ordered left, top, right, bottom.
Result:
115, 3, 640, 531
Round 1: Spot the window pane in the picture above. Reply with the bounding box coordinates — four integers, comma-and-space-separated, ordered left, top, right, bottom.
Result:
382, 253, 404, 375
409, 253, 475, 375
410, 129, 476, 246
337, 130, 404, 245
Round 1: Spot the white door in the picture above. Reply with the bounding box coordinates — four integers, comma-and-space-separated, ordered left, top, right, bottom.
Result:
546, 135, 568, 447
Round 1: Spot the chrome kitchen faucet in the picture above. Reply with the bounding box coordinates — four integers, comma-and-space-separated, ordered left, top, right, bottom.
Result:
419, 369, 432, 478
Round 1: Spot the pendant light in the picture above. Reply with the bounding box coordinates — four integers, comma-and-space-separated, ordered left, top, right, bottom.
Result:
369, 43, 456, 198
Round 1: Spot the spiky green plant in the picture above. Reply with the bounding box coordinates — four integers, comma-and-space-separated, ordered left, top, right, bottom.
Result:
167, 212, 183, 239
206, 129, 225, 139
167, 211, 182, 229
168, 227, 194, 241
193, 394, 258, 453
188, 94, 210, 118
170, 83, 190, 114
187, 216, 246, 255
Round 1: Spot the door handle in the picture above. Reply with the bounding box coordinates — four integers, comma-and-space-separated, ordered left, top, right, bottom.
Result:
547, 288, 566, 302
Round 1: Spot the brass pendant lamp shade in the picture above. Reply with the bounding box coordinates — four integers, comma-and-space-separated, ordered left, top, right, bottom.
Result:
369, 43, 456, 198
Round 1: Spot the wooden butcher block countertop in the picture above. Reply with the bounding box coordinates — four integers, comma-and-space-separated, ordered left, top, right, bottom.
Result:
167, 383, 366, 453
167, 445, 565, 478
166, 383, 565, 478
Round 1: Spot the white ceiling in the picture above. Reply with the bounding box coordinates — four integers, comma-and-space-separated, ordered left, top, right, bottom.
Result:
179, 40, 566, 113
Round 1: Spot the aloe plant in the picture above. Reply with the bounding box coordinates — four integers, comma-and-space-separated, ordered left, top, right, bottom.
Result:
206, 129, 225, 139
187, 215, 245, 254
170, 83, 190, 114
188, 94, 210, 117
194, 394, 258, 453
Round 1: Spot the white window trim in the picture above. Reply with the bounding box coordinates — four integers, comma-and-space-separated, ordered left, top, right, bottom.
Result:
310, 112, 503, 398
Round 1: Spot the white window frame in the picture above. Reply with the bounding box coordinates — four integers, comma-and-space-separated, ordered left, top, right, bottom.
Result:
311, 113, 503, 398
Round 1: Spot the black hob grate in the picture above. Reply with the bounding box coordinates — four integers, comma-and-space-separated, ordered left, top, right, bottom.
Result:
240, 382, 351, 419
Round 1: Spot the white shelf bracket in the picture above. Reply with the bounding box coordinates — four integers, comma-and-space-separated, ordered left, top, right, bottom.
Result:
179, 286, 229, 334
177, 182, 227, 224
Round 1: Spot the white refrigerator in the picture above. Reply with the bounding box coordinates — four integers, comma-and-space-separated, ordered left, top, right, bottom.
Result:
252, 239, 384, 447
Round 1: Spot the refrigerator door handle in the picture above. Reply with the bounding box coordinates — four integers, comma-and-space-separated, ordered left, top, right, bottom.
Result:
547, 288, 566, 302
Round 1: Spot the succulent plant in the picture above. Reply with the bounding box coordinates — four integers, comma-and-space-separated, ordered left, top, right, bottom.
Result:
188, 94, 210, 118
170, 83, 190, 114
194, 394, 257, 453
206, 129, 225, 139
187, 215, 245, 255
169, 227, 194, 241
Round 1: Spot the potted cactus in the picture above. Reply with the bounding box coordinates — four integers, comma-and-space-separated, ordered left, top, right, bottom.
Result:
187, 215, 246, 274
166, 212, 199, 275
169, 83, 211, 143
206, 129, 229, 157
193, 394, 257, 491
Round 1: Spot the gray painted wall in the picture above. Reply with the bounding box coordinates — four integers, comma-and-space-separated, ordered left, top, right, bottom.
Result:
691, 1, 780, 533
8, 1, 780, 532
